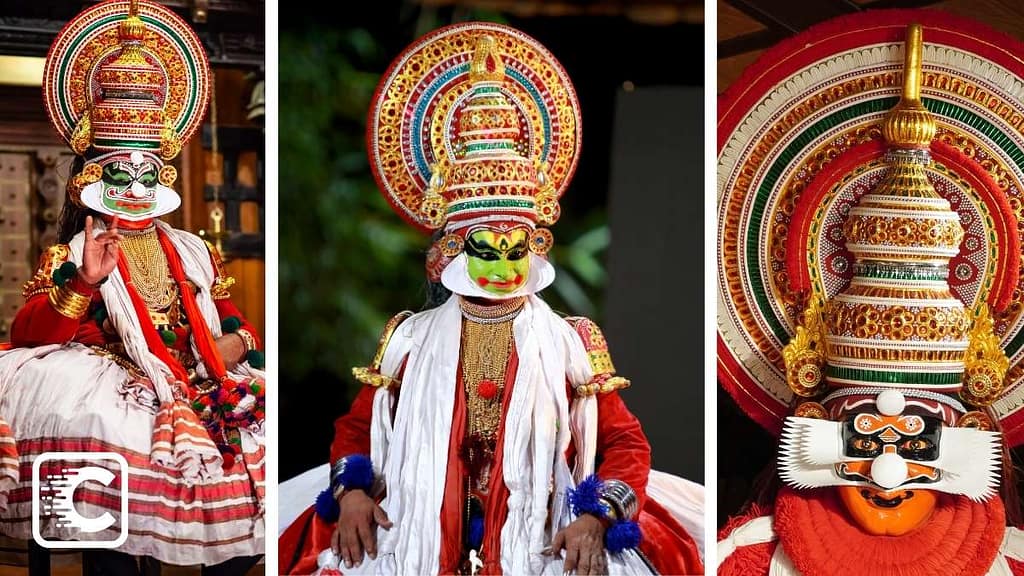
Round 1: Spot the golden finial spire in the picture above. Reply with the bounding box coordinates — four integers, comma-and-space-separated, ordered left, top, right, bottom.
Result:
881, 23, 937, 148
115, 0, 147, 64
469, 35, 505, 83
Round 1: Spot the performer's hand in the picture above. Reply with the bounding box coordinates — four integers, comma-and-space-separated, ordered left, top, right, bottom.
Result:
215, 333, 246, 369
332, 489, 393, 569
549, 514, 608, 575
80, 215, 122, 286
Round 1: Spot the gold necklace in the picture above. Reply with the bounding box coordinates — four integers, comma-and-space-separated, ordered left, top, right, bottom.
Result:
459, 298, 521, 497
119, 228, 178, 311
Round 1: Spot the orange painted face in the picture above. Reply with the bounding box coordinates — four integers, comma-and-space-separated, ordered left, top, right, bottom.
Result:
837, 485, 938, 535
835, 410, 942, 535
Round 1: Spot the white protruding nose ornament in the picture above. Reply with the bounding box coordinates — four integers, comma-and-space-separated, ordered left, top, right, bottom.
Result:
876, 389, 906, 416
130, 181, 147, 198
871, 452, 908, 489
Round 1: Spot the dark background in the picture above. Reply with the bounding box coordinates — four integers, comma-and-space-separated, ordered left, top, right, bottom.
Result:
279, 1, 704, 484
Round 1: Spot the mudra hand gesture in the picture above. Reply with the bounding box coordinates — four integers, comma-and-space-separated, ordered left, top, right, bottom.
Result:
80, 215, 122, 286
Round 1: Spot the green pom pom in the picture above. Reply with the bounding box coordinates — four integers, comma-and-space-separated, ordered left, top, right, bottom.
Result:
192, 401, 206, 412
221, 316, 242, 334
246, 349, 265, 369
52, 262, 78, 287
250, 383, 261, 395
160, 329, 177, 346
93, 305, 108, 323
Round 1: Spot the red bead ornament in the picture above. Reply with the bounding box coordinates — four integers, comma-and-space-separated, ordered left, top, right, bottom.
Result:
478, 379, 498, 400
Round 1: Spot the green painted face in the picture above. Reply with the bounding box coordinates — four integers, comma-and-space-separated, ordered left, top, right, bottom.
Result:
100, 161, 159, 216
465, 229, 531, 294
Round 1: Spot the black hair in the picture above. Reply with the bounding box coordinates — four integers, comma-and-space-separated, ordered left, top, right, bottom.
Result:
423, 229, 452, 310
57, 156, 91, 244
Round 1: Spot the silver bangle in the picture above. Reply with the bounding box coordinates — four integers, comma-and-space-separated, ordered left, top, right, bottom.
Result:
330, 457, 354, 490
600, 479, 638, 520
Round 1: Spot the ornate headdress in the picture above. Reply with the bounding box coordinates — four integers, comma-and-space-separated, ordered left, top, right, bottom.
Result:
367, 23, 581, 297
44, 0, 210, 220
719, 11, 1024, 499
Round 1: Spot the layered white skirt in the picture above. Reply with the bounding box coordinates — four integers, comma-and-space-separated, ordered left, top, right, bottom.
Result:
0, 343, 265, 566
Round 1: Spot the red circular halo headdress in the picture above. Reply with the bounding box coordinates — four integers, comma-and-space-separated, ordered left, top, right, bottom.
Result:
43, 0, 210, 159
367, 22, 582, 234
718, 10, 1024, 444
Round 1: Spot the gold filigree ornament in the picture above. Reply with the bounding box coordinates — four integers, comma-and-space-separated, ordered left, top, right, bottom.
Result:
534, 161, 561, 226
159, 165, 178, 187
783, 297, 829, 398
957, 410, 995, 431
70, 109, 93, 155
439, 233, 464, 258
67, 162, 103, 206
961, 304, 1010, 407
419, 164, 448, 230
160, 114, 183, 160
528, 228, 553, 255
794, 401, 829, 420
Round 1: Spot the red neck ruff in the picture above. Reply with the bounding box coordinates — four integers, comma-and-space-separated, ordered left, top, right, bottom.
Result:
775, 487, 1005, 576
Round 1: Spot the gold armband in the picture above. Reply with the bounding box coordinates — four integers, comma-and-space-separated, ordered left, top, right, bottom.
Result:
48, 284, 91, 319
237, 327, 258, 352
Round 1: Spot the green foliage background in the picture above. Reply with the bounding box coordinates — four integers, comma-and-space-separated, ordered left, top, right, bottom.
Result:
279, 15, 610, 407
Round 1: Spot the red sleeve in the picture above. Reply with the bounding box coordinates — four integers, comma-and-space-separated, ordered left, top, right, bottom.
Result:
594, 390, 652, 513
10, 276, 98, 347
215, 297, 261, 349
329, 384, 378, 464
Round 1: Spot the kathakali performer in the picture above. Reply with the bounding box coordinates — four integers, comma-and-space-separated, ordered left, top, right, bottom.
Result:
0, 0, 265, 573
717, 10, 1024, 576
279, 22, 703, 576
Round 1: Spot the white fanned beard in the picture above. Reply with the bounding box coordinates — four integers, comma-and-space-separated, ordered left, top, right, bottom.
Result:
777, 416, 1002, 501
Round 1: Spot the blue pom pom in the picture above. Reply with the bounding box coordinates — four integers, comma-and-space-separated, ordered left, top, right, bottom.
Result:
337, 454, 374, 492
468, 515, 484, 549
315, 487, 340, 523
604, 520, 641, 554
568, 474, 606, 517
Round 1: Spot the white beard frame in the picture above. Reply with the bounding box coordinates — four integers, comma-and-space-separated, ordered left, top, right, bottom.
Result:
778, 416, 1001, 501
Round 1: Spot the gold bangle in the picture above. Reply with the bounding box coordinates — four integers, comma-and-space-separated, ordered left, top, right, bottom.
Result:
47, 284, 91, 319
236, 327, 257, 352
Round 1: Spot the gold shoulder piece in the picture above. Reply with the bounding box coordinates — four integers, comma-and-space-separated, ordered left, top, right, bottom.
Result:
962, 304, 1009, 407
352, 310, 414, 388
783, 297, 828, 398
22, 245, 71, 299
565, 316, 615, 376
204, 240, 236, 300
565, 316, 631, 396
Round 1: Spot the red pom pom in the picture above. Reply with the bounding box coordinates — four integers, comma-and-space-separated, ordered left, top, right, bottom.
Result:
477, 380, 498, 400
222, 452, 236, 469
